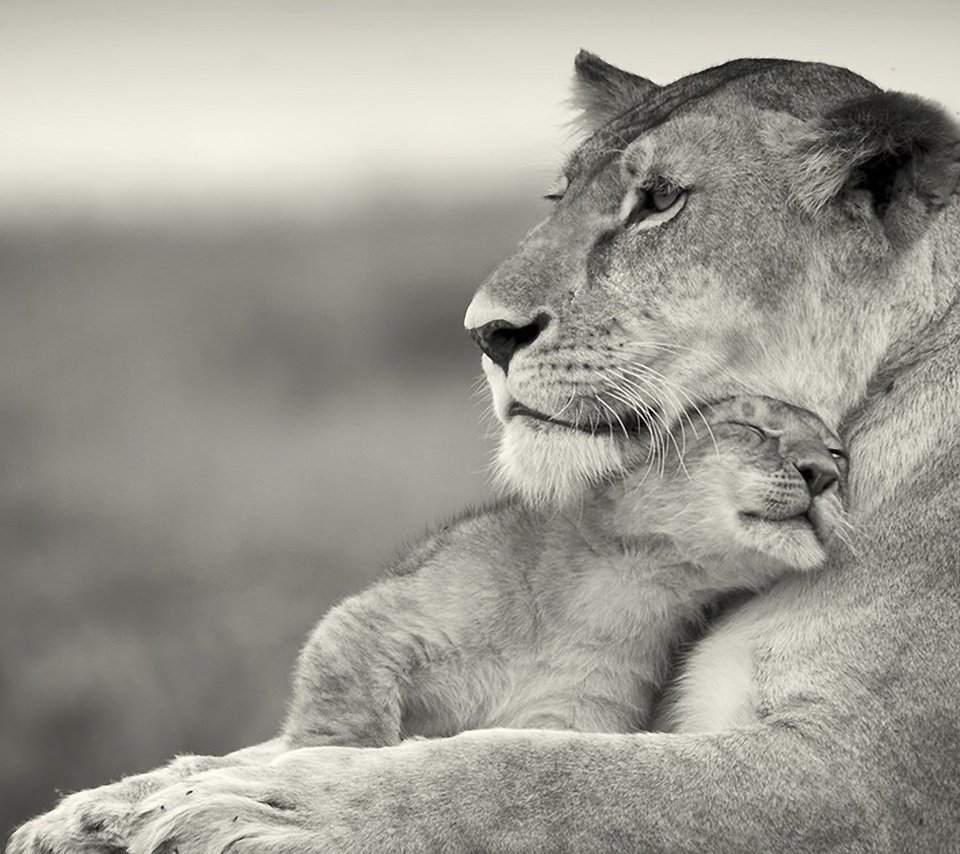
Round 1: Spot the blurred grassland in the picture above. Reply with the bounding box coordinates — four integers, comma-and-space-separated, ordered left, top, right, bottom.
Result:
0, 191, 542, 835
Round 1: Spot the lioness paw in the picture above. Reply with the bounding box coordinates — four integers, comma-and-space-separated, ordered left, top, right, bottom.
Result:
5, 757, 226, 854
7, 782, 146, 854
127, 747, 399, 854
129, 768, 317, 854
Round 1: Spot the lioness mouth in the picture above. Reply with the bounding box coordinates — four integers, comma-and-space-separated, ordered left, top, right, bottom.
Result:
739, 510, 826, 542
508, 402, 649, 436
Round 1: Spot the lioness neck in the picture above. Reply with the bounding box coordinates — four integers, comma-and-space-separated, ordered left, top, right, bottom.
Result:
845, 210, 960, 518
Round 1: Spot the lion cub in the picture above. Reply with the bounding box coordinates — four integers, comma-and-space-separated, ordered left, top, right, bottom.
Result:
283, 396, 847, 745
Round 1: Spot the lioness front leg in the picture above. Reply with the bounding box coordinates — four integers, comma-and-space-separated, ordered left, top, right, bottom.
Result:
6, 739, 285, 854
123, 720, 881, 854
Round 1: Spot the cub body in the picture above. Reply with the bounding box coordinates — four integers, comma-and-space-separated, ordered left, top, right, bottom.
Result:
283, 396, 845, 745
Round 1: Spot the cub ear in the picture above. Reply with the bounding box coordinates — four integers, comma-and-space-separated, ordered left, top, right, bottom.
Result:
790, 92, 960, 248
571, 50, 659, 133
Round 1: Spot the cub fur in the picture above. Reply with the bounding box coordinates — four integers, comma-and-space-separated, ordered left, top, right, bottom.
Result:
282, 396, 846, 746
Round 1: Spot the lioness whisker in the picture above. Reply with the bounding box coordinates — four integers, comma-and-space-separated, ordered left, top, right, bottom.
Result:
621, 370, 693, 470
601, 387, 659, 462
551, 392, 578, 422
611, 376, 686, 482
603, 383, 666, 477
613, 363, 692, 434
596, 395, 633, 443
628, 367, 720, 460
601, 380, 667, 473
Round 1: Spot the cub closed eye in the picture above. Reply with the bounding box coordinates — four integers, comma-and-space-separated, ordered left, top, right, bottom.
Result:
620, 183, 688, 230
726, 421, 767, 441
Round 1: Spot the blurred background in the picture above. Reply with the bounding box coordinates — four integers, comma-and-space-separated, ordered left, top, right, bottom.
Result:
2, 0, 958, 837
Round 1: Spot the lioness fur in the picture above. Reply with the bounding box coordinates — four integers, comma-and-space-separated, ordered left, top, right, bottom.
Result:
9, 53, 960, 854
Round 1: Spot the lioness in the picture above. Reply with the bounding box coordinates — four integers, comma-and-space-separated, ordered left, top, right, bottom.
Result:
9, 54, 960, 854
282, 397, 846, 746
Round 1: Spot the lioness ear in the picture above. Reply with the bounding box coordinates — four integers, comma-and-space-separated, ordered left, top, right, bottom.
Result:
571, 50, 659, 132
791, 92, 960, 247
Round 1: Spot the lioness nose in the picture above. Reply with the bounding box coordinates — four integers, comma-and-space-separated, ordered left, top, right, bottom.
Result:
793, 447, 839, 498
468, 314, 550, 373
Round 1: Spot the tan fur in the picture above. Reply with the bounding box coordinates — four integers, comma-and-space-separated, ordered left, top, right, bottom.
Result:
9, 56, 960, 854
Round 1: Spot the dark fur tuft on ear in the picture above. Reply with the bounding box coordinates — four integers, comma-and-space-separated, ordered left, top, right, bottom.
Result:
571, 50, 659, 134
790, 92, 960, 246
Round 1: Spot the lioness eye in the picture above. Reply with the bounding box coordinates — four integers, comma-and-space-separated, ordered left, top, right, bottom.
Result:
543, 175, 569, 202
651, 186, 681, 211
621, 181, 687, 229
829, 448, 847, 461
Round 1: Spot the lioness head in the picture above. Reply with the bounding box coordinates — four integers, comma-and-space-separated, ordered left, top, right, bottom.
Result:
466, 53, 960, 506
608, 396, 848, 575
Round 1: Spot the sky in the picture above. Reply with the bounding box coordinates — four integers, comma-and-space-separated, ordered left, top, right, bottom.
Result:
2, 0, 958, 215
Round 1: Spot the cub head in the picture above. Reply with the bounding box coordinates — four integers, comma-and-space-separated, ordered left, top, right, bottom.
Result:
466, 52, 960, 507
607, 396, 849, 575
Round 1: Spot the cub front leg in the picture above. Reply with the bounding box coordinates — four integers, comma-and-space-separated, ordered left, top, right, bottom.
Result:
283, 592, 406, 747
282, 568, 481, 748
6, 740, 284, 854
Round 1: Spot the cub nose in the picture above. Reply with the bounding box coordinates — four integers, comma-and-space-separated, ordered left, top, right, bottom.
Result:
467, 313, 550, 373
792, 446, 840, 499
